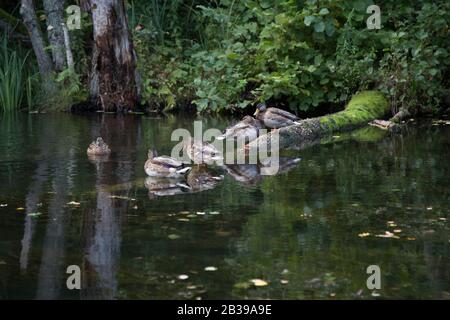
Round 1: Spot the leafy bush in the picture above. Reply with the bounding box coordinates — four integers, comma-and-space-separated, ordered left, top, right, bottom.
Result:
131, 0, 450, 115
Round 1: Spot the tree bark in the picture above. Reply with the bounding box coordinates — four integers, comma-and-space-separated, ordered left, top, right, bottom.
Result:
20, 0, 54, 76
62, 23, 74, 70
89, 0, 138, 112
246, 91, 390, 152
43, 0, 67, 71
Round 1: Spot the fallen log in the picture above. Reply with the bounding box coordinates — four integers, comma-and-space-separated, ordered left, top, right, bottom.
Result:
246, 91, 390, 151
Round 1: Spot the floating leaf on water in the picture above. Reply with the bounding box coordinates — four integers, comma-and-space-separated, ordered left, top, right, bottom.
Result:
16, 207, 25, 211
393, 229, 402, 233
179, 211, 190, 215
133, 205, 138, 210
187, 285, 197, 290
109, 195, 132, 200
332, 136, 340, 138
0, 204, 8, 207
67, 201, 81, 206
407, 237, 416, 241
281, 269, 290, 275
27, 212, 42, 217
426, 207, 433, 210
178, 274, 189, 280
438, 217, 447, 221
204, 266, 218, 272
209, 211, 220, 215
234, 281, 251, 290
351, 203, 360, 207
178, 218, 190, 222
187, 214, 197, 218
0, 261, 6, 265
250, 279, 269, 287
358, 232, 371, 238
196, 212, 206, 215
376, 231, 399, 239
371, 291, 380, 297
387, 222, 397, 227
280, 279, 289, 285
168, 234, 181, 240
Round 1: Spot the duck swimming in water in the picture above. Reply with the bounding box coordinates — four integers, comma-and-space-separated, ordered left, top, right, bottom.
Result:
217, 115, 263, 142
254, 103, 300, 129
184, 138, 223, 165
87, 137, 111, 156
144, 149, 191, 178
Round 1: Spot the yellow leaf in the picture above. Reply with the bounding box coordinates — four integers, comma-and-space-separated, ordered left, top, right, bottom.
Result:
250, 279, 268, 287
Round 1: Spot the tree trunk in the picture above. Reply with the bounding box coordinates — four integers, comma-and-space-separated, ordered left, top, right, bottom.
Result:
20, 0, 54, 77
61, 23, 74, 70
43, 0, 67, 71
246, 91, 390, 152
89, 0, 138, 112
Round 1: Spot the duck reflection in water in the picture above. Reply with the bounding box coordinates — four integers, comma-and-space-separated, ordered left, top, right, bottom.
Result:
145, 164, 223, 198
145, 177, 190, 198
223, 157, 301, 186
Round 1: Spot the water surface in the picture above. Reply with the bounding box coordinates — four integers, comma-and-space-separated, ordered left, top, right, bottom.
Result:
0, 114, 449, 299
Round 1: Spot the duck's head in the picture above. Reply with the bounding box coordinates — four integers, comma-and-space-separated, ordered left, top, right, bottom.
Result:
148, 149, 158, 159
96, 137, 104, 145
254, 103, 267, 117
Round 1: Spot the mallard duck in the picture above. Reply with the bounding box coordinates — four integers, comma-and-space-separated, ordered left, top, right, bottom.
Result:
186, 164, 223, 192
254, 103, 300, 129
144, 177, 190, 198
260, 157, 301, 175
144, 149, 191, 178
184, 138, 223, 165
87, 137, 111, 156
223, 164, 261, 187
217, 116, 263, 142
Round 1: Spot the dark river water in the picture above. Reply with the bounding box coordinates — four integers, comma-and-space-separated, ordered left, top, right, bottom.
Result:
0, 113, 448, 299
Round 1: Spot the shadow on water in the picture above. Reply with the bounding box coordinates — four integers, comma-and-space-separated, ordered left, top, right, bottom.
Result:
0, 114, 448, 299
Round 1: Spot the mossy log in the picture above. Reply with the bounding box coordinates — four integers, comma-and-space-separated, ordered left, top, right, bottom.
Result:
247, 91, 390, 151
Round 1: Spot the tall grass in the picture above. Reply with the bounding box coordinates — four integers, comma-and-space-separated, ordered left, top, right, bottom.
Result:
0, 35, 33, 113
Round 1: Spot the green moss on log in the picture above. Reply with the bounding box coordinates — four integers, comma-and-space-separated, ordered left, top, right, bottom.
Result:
247, 90, 389, 151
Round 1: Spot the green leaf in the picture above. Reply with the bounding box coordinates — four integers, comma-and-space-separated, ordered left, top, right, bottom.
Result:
314, 21, 325, 33
304, 16, 315, 27
319, 8, 329, 16
325, 20, 335, 36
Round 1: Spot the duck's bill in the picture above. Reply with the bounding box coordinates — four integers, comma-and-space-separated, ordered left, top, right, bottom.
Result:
254, 110, 260, 116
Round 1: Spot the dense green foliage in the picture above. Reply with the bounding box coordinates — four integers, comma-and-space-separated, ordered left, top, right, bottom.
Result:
0, 0, 448, 114
131, 0, 449, 114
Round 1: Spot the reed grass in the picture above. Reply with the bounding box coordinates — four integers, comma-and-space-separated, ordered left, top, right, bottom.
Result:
0, 35, 32, 113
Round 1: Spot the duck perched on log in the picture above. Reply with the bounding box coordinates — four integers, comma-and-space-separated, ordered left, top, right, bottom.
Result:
254, 103, 300, 129
87, 137, 111, 156
184, 138, 223, 165
144, 149, 191, 178
217, 116, 262, 142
